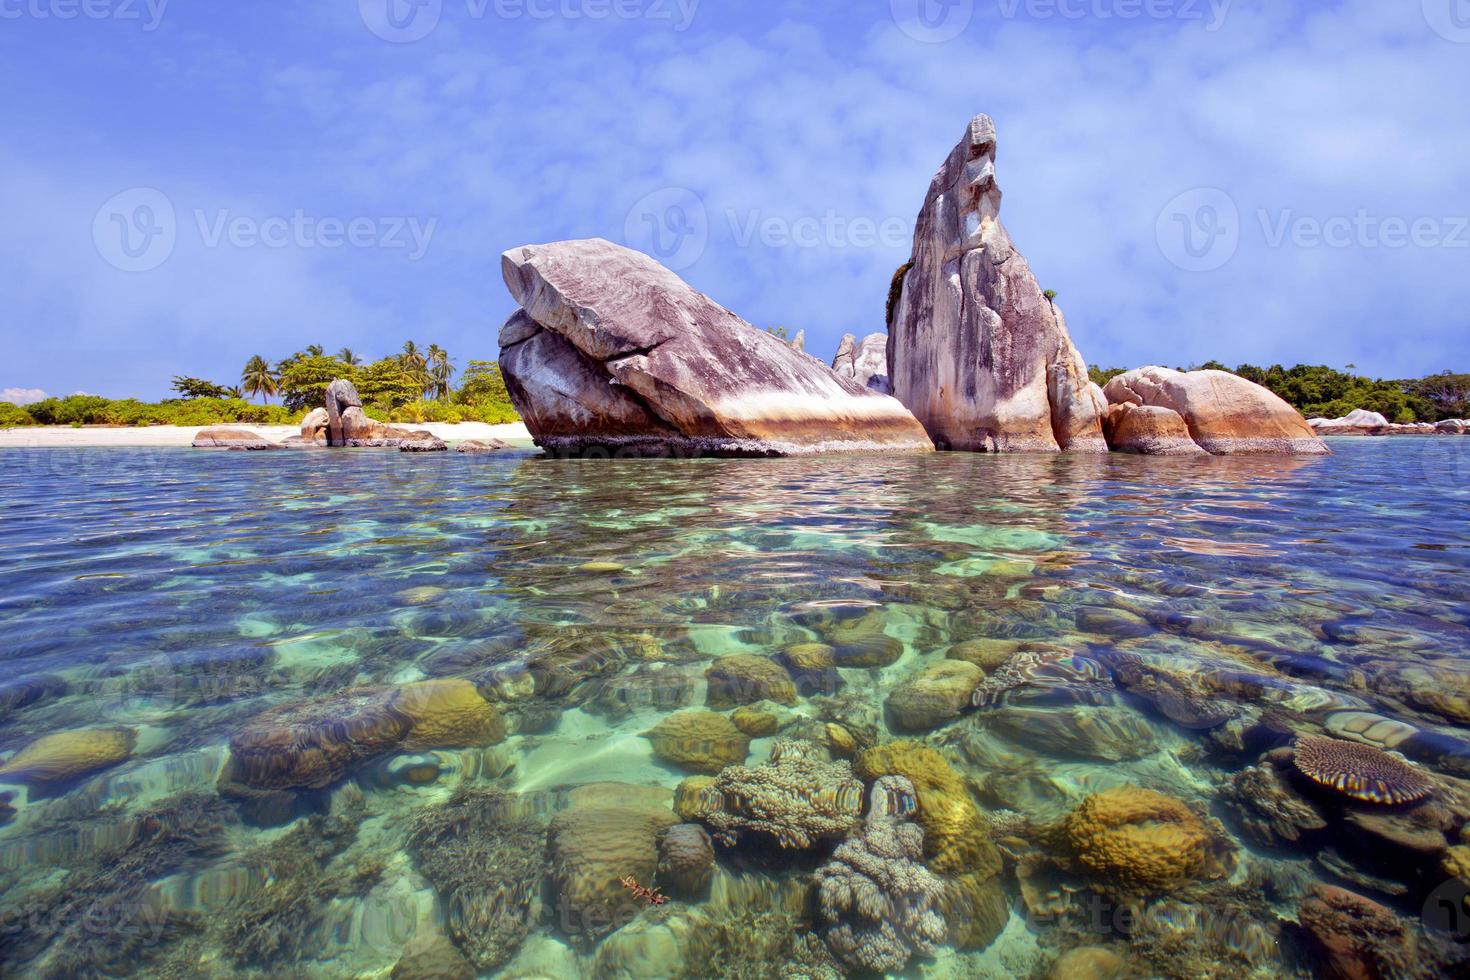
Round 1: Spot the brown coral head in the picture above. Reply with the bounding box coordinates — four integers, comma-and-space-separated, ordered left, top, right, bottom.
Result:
1292, 736, 1433, 806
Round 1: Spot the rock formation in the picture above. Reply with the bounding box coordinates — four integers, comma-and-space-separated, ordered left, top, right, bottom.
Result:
1102, 403, 1207, 456
294, 378, 445, 450
1103, 367, 1329, 455
191, 427, 280, 450
832, 333, 892, 394
497, 239, 934, 457
1310, 408, 1390, 436
887, 114, 1108, 452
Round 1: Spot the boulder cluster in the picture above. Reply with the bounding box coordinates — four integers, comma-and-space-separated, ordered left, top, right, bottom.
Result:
499, 113, 1333, 458
1309, 408, 1469, 437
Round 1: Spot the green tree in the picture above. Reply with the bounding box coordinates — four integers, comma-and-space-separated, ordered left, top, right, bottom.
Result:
426, 344, 454, 400
277, 355, 354, 412
240, 355, 278, 403
356, 357, 423, 410
171, 377, 239, 400
1087, 366, 1128, 387
455, 360, 519, 423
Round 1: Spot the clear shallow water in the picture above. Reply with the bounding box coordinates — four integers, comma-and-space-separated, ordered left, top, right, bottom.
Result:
0, 440, 1467, 977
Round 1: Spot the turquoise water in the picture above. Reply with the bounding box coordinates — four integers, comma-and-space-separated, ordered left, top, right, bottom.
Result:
0, 439, 1468, 977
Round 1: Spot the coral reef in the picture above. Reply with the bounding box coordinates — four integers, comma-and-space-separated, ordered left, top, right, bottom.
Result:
676, 744, 864, 848
1294, 735, 1434, 805
657, 823, 716, 900
1060, 787, 1230, 895
643, 710, 751, 774
816, 776, 947, 973
392, 679, 506, 750
223, 686, 409, 791
705, 654, 798, 708
855, 741, 998, 876
731, 705, 780, 737
885, 660, 982, 732
391, 931, 476, 980
941, 868, 1011, 951
0, 726, 136, 784
547, 800, 679, 945
406, 788, 547, 972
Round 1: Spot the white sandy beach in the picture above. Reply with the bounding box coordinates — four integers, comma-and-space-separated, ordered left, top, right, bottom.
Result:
0, 422, 534, 448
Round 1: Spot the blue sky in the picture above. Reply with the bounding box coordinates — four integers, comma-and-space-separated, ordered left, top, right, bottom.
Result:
1, 0, 1467, 403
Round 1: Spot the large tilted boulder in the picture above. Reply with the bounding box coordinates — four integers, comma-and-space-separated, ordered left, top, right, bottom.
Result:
1104, 367, 1329, 455
497, 239, 934, 457
832, 333, 892, 395
887, 114, 1108, 453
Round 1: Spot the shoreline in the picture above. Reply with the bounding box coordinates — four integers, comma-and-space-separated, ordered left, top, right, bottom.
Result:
0, 422, 534, 448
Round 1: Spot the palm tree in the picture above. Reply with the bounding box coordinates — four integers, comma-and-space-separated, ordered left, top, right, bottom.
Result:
426, 344, 454, 400
338, 348, 362, 367
400, 341, 426, 372
305, 344, 325, 357
241, 355, 277, 403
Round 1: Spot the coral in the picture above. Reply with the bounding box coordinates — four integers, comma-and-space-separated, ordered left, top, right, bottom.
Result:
1, 793, 234, 978
1224, 761, 1329, 848
731, 705, 780, 737
678, 745, 864, 848
941, 869, 1010, 951
816, 776, 947, 973
674, 776, 722, 821
778, 643, 842, 696
855, 741, 998, 876
1297, 885, 1418, 980
406, 788, 547, 971
657, 823, 717, 900
972, 650, 1113, 709
705, 654, 798, 708
1293, 735, 1434, 805
1062, 787, 1228, 894
1045, 946, 1128, 980
548, 802, 679, 944
947, 638, 1065, 672
643, 710, 751, 774
811, 607, 905, 668
985, 704, 1159, 762
885, 660, 982, 732
224, 686, 409, 791
0, 726, 136, 784
391, 931, 476, 980
392, 679, 506, 750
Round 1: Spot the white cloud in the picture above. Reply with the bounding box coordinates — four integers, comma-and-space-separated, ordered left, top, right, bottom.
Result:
1, 388, 47, 405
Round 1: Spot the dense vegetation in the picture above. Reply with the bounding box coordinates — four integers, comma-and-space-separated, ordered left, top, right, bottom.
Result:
1087, 363, 1469, 424
0, 342, 521, 428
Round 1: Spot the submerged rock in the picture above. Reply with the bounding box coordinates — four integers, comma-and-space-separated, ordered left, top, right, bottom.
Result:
455, 438, 512, 453
0, 727, 136, 784
1104, 366, 1329, 455
705, 654, 798, 709
887, 113, 1108, 452
885, 660, 982, 732
548, 801, 679, 944
656, 823, 717, 900
497, 239, 934, 457
643, 710, 751, 774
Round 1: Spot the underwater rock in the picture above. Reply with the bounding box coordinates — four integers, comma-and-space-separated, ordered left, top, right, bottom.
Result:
1297, 885, 1419, 980
704, 654, 798, 709
223, 687, 409, 792
455, 438, 513, 453
731, 704, 781, 737
548, 802, 679, 944
1293, 735, 1434, 806
855, 741, 998, 877
391, 931, 476, 980
1105, 649, 1237, 730
406, 789, 547, 972
676, 744, 864, 849
0, 726, 136, 784
1045, 946, 1129, 980
985, 704, 1159, 762
1325, 711, 1420, 751
816, 775, 947, 973
887, 112, 1108, 452
0, 672, 67, 719
1104, 366, 1330, 455
592, 905, 704, 979
1074, 605, 1152, 639
1225, 761, 1330, 848
972, 649, 1113, 709
1060, 787, 1231, 895
498, 238, 934, 457
588, 664, 697, 722
794, 606, 906, 669
945, 638, 1060, 672
399, 434, 449, 452
885, 660, 982, 732
393, 679, 507, 750
656, 823, 716, 900
643, 710, 751, 774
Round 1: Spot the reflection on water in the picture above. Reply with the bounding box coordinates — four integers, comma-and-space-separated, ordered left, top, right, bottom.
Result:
0, 440, 1468, 977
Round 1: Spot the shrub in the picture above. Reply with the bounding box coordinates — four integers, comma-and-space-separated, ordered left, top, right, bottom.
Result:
0, 402, 36, 427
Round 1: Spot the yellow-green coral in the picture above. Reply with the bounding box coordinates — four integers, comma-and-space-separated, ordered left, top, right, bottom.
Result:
705, 655, 798, 708
548, 803, 679, 942
0, 727, 135, 784
731, 705, 780, 737
855, 741, 998, 876
1062, 786, 1221, 894
644, 710, 751, 774
393, 679, 506, 750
